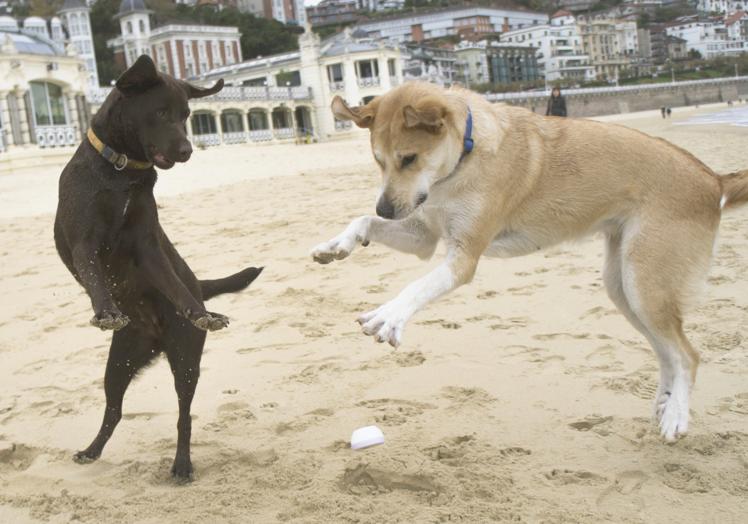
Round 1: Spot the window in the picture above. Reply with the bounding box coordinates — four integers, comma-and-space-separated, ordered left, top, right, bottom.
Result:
139, 20, 145, 33
225, 42, 234, 64
126, 21, 132, 34
70, 13, 79, 36
212, 41, 221, 66
221, 112, 244, 133
388, 59, 396, 77
356, 59, 378, 79
327, 63, 343, 83
248, 109, 268, 130
191, 113, 217, 135
29, 82, 66, 127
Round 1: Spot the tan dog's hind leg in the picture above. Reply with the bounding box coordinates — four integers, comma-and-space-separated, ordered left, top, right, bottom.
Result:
608, 219, 714, 440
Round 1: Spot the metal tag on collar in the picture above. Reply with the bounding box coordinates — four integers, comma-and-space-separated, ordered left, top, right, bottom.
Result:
114, 154, 128, 171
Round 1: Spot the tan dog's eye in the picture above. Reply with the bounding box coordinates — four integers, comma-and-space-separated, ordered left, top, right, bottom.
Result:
401, 154, 417, 169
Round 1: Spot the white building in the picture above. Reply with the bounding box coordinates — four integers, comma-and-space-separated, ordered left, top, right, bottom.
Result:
0, 26, 89, 161
502, 10, 595, 83
57, 1, 99, 89
357, 6, 548, 43
697, 0, 746, 14
177, 26, 403, 145
577, 14, 639, 82
108, 0, 242, 79
666, 19, 748, 58
358, 0, 405, 11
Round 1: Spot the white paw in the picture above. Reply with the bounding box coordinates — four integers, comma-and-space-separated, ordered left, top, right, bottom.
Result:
357, 301, 411, 348
656, 378, 690, 441
310, 234, 357, 264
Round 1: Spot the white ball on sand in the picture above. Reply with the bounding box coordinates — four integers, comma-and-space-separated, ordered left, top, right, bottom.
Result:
350, 425, 385, 450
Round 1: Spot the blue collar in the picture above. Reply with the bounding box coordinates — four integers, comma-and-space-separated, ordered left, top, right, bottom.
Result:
462, 108, 474, 159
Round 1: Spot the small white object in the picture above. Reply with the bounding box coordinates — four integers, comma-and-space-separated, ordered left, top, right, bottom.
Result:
350, 425, 385, 450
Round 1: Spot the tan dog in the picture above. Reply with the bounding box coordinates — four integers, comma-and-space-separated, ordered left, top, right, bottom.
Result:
310, 81, 748, 441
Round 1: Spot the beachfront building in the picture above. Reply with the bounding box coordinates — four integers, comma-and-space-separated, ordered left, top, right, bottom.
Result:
697, 0, 746, 14
486, 42, 540, 85
402, 43, 457, 86
454, 41, 490, 87
0, 1, 98, 89
577, 14, 639, 82
164, 26, 403, 145
57, 0, 99, 89
306, 0, 362, 28
356, 6, 548, 43
454, 40, 539, 88
665, 18, 748, 58
0, 23, 89, 163
502, 10, 595, 83
108, 0, 242, 79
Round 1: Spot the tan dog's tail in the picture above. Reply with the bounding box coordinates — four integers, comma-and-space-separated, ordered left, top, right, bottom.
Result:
721, 169, 748, 209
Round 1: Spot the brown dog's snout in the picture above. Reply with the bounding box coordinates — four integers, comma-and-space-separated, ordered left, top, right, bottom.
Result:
376, 195, 395, 219
178, 142, 193, 162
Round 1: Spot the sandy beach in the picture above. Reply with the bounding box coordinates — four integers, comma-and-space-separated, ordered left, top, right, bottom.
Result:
1, 104, 747, 523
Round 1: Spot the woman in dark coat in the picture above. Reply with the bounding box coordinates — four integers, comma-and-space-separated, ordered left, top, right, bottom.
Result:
546, 86, 567, 117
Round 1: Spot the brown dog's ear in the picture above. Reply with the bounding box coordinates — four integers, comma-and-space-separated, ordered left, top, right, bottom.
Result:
180, 79, 224, 99
331, 95, 379, 128
403, 96, 448, 133
115, 54, 161, 96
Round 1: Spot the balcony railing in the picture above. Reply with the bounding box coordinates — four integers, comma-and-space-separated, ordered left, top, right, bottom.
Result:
222, 131, 247, 144
358, 76, 380, 88
273, 128, 294, 139
35, 125, 77, 148
335, 120, 353, 131
249, 130, 273, 142
192, 133, 221, 147
86, 85, 312, 105
330, 81, 345, 92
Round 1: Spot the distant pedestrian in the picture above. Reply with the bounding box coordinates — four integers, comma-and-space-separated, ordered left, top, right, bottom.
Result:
666, 107, 672, 118
546, 87, 567, 117
661, 106, 666, 119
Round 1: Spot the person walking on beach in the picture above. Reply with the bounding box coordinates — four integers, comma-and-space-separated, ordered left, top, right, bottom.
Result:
661, 106, 667, 119
666, 107, 672, 118
546, 87, 567, 117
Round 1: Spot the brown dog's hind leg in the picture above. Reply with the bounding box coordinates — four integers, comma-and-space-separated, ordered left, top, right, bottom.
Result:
163, 318, 206, 483
74, 327, 158, 464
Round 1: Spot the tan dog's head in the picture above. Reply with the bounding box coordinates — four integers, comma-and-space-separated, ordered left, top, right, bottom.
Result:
332, 83, 463, 219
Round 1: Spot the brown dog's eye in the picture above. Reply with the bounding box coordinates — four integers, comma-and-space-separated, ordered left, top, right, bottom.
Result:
401, 154, 417, 169
156, 109, 168, 119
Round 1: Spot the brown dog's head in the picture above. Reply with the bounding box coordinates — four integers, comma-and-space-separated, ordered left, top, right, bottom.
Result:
97, 55, 223, 170
332, 83, 463, 219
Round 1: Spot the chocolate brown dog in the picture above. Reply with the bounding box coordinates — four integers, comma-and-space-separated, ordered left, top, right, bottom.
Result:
54, 55, 262, 482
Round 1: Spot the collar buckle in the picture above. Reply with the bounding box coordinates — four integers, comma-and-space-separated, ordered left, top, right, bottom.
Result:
113, 154, 128, 171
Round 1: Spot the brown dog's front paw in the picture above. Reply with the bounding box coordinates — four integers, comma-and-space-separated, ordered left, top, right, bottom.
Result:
73, 449, 100, 464
191, 311, 229, 331
90, 310, 130, 331
171, 458, 194, 483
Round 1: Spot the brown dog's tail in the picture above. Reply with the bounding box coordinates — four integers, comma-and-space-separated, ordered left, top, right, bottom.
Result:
200, 267, 263, 301
721, 169, 748, 209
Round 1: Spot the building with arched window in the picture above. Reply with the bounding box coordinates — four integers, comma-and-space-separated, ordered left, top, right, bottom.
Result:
0, 25, 89, 165
107, 0, 242, 80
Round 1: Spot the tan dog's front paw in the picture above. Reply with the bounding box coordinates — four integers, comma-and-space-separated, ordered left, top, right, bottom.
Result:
357, 302, 409, 348
310, 237, 356, 264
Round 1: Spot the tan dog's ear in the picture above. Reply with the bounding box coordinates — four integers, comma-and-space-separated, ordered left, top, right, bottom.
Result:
403, 96, 448, 133
331, 96, 379, 128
